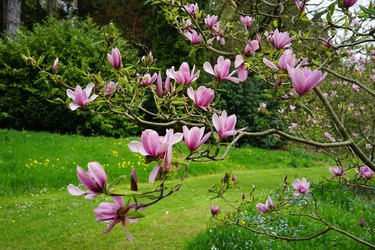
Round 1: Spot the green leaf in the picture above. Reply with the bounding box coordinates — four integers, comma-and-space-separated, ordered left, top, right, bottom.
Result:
359, 5, 375, 16
126, 211, 146, 219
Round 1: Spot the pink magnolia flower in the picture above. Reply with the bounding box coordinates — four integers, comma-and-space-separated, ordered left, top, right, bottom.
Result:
288, 123, 298, 131
324, 132, 336, 142
292, 178, 310, 196
187, 86, 214, 111
130, 168, 138, 191
183, 3, 198, 17
287, 66, 327, 95
94, 196, 139, 242
156, 72, 170, 98
329, 166, 346, 177
279, 49, 297, 71
52, 57, 59, 73
128, 129, 169, 159
205, 14, 218, 29
263, 49, 297, 71
342, 0, 358, 8
104, 81, 118, 95
263, 57, 279, 71
208, 23, 225, 45
107, 48, 122, 69
67, 161, 107, 199
183, 126, 211, 151
128, 129, 183, 171
66, 83, 98, 111
167, 62, 200, 85
204, 56, 240, 83
269, 29, 295, 49
184, 29, 202, 45
234, 55, 248, 82
240, 16, 253, 29
244, 39, 259, 56
256, 197, 274, 215
140, 73, 157, 86
357, 165, 374, 180
212, 110, 244, 139
322, 38, 334, 48
295, 0, 306, 10
258, 103, 267, 112
211, 205, 220, 216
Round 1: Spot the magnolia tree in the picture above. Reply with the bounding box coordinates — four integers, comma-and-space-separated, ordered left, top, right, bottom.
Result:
33, 0, 374, 247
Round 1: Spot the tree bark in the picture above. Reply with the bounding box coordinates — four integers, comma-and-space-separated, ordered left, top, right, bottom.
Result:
5, 0, 21, 38
47, 0, 53, 16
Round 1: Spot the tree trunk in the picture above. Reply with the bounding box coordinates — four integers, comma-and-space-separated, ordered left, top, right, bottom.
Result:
47, 0, 53, 16
5, 0, 21, 38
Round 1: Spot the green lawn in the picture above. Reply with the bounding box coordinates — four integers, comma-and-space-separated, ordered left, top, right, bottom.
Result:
0, 129, 339, 249
0, 167, 331, 249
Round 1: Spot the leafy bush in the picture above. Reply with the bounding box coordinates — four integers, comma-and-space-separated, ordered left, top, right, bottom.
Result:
0, 17, 141, 137
217, 78, 284, 148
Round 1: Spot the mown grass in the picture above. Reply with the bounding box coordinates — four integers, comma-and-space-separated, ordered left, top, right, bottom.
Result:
0, 129, 331, 195
2, 129, 369, 249
0, 167, 333, 249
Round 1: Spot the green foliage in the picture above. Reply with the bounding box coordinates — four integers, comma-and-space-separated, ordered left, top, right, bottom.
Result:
217, 78, 284, 148
0, 17, 140, 136
186, 183, 375, 249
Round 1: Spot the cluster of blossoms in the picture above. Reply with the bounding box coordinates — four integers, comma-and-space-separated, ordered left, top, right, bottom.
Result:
67, 161, 139, 241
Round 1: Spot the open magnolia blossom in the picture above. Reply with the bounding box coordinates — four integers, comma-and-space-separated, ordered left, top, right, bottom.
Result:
67, 161, 107, 199
212, 111, 245, 139
66, 83, 98, 111
256, 196, 274, 216
187, 86, 215, 111
183, 126, 211, 151
167, 62, 200, 85
268, 29, 295, 49
287, 66, 327, 95
292, 178, 310, 196
203, 56, 240, 83
94, 196, 139, 242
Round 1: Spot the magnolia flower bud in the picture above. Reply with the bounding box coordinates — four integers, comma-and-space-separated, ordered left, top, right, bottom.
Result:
211, 205, 220, 216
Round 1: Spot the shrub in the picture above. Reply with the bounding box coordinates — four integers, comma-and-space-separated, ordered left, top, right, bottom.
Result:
0, 17, 141, 137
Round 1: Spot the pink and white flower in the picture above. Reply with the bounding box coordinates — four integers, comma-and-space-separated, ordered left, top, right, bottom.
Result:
66, 83, 98, 111
183, 126, 211, 151
52, 57, 59, 73
140, 73, 158, 86
287, 66, 327, 95
187, 86, 214, 111
256, 197, 274, 216
67, 161, 107, 199
184, 29, 202, 45
212, 110, 245, 139
204, 56, 240, 83
94, 196, 139, 242
329, 166, 346, 177
156, 72, 170, 98
104, 81, 118, 95
357, 165, 374, 180
292, 177, 310, 196
205, 14, 218, 29
269, 29, 295, 49
167, 62, 200, 85
107, 48, 122, 69
240, 16, 253, 29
